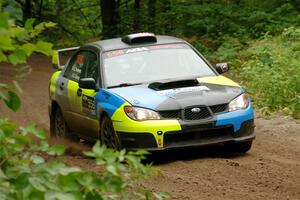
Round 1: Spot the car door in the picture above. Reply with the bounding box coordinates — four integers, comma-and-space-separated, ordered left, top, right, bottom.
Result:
76, 50, 100, 139
61, 50, 90, 132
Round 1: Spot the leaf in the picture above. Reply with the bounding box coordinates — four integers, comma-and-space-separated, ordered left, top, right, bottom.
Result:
35, 41, 53, 56
107, 165, 118, 176
8, 48, 27, 65
0, 90, 8, 101
0, 119, 16, 137
0, 35, 14, 51
47, 144, 65, 156
4, 90, 21, 112
30, 23, 45, 37
15, 134, 31, 145
0, 12, 9, 29
22, 43, 36, 56
20, 124, 46, 139
45, 192, 81, 200
44, 22, 56, 28
107, 175, 122, 193
30, 22, 56, 37
29, 177, 47, 192
57, 167, 81, 176
0, 168, 8, 180
30, 155, 45, 164
0, 51, 7, 62
13, 80, 22, 93
24, 18, 36, 32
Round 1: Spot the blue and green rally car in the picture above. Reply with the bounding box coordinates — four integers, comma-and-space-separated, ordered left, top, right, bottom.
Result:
49, 33, 255, 152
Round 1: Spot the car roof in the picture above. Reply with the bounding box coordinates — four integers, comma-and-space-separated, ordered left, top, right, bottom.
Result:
90, 35, 186, 52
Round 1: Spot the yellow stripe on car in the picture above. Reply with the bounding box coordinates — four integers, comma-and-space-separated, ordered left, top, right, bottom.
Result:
49, 71, 61, 100
197, 75, 240, 87
111, 102, 182, 148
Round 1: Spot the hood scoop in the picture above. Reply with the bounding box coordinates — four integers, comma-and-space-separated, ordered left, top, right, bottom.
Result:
148, 79, 199, 91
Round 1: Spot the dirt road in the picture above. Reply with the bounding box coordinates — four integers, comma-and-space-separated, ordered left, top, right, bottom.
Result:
1, 56, 300, 200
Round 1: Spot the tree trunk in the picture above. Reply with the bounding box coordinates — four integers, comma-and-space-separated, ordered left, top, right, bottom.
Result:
133, 0, 141, 32
148, 0, 156, 32
24, 0, 31, 20
100, 0, 120, 38
161, 0, 171, 33
38, 0, 43, 21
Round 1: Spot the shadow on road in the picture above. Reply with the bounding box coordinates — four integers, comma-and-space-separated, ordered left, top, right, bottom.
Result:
144, 145, 249, 165
49, 138, 249, 165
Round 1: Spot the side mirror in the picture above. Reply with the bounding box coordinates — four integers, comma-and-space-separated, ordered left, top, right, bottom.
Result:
79, 78, 96, 90
214, 63, 229, 74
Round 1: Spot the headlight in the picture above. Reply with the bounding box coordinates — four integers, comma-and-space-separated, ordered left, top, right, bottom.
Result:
124, 106, 161, 121
228, 93, 249, 112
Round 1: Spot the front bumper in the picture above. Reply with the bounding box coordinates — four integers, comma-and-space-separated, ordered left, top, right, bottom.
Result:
117, 119, 255, 151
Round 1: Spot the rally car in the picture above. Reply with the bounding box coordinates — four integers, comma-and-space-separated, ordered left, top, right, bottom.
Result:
49, 33, 255, 152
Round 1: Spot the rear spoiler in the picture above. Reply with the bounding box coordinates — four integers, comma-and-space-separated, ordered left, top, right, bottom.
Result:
53, 46, 79, 70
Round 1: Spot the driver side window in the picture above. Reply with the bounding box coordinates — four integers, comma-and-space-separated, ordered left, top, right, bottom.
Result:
64, 50, 98, 83
81, 52, 98, 81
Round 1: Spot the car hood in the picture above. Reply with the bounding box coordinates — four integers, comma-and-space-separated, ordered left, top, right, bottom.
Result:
109, 75, 243, 111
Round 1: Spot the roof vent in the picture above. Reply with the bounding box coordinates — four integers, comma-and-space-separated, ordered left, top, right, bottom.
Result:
122, 32, 157, 44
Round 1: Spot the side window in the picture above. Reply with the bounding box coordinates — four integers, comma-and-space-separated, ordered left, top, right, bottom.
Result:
81, 52, 98, 81
64, 51, 89, 82
64, 51, 98, 82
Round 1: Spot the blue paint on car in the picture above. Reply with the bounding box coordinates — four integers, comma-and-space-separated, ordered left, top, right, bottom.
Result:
110, 87, 168, 110
216, 103, 254, 132
95, 89, 126, 117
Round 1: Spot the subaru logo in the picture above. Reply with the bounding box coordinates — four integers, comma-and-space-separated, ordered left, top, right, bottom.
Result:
191, 107, 201, 113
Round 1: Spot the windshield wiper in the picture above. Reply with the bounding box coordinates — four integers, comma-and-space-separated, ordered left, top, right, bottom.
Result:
107, 82, 142, 89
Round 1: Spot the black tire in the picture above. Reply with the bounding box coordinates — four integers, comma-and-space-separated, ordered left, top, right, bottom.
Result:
100, 116, 121, 150
51, 107, 78, 141
225, 141, 253, 153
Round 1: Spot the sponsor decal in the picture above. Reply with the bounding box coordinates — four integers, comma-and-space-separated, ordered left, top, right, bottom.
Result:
105, 50, 124, 58
125, 47, 149, 53
104, 44, 188, 58
157, 85, 209, 96
149, 44, 186, 50
82, 94, 96, 116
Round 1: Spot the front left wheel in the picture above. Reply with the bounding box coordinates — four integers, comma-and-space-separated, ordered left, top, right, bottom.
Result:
100, 116, 121, 150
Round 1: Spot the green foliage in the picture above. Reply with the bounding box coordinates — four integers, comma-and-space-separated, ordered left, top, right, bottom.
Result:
4, 0, 299, 47
0, 9, 55, 111
3, 90, 21, 112
0, 119, 160, 200
172, 0, 300, 39
209, 27, 300, 118
0, 8, 163, 199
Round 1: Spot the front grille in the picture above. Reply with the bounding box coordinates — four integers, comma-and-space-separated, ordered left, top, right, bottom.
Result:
184, 106, 211, 120
159, 104, 228, 120
210, 104, 228, 114
164, 126, 233, 147
159, 110, 181, 119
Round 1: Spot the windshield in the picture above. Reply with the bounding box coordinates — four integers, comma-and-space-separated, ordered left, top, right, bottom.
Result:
103, 43, 215, 87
